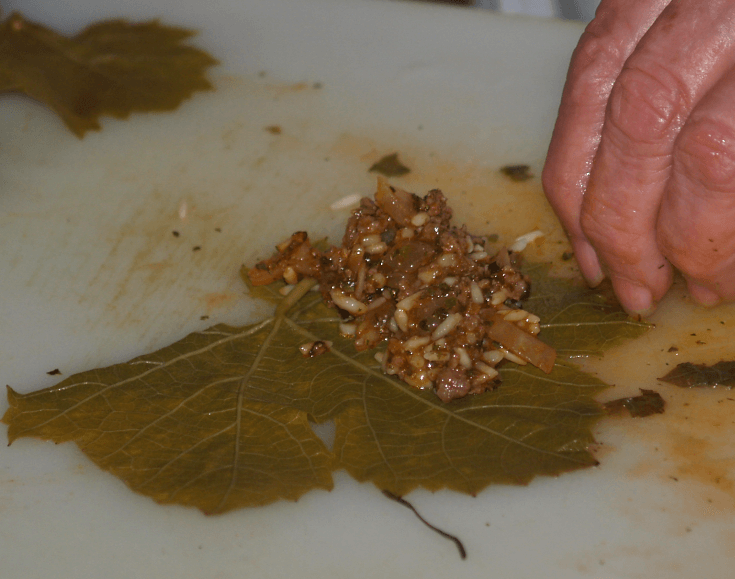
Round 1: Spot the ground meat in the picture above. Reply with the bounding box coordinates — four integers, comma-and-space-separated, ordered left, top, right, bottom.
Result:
248, 177, 556, 402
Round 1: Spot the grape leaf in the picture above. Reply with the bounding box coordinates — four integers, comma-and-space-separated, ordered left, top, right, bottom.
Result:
3, 271, 650, 515
0, 12, 217, 137
523, 264, 651, 358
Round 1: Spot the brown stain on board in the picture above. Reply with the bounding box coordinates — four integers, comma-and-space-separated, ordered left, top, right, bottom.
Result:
202, 292, 237, 311
623, 387, 735, 518
587, 284, 735, 526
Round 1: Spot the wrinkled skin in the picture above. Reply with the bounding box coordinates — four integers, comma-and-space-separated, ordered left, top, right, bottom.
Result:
543, 0, 735, 316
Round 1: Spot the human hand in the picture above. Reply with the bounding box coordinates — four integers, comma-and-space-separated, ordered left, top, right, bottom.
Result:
542, 0, 735, 316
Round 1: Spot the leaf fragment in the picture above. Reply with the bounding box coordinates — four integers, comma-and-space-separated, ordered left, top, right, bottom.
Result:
0, 12, 218, 137
369, 153, 411, 177
659, 361, 735, 389
604, 389, 665, 418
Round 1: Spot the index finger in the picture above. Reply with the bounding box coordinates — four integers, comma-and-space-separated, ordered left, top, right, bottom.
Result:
542, 0, 670, 284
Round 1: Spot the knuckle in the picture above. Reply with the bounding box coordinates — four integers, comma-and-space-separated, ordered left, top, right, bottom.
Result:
606, 62, 689, 144
675, 119, 735, 192
579, 203, 645, 263
566, 29, 625, 105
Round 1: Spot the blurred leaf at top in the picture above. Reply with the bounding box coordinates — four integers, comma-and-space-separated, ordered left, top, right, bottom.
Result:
0, 11, 217, 137
2, 267, 651, 516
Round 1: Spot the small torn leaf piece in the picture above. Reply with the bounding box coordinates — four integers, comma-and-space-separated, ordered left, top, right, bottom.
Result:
660, 361, 735, 389
369, 153, 411, 177
0, 12, 218, 137
604, 389, 665, 418
3, 267, 648, 515
500, 165, 533, 182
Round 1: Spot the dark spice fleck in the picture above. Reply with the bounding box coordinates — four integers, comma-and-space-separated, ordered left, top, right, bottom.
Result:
668, 346, 679, 353
500, 164, 533, 182
172, 230, 180, 237
200, 315, 209, 321
46, 369, 62, 376
192, 246, 201, 252
265, 125, 282, 135
561, 251, 574, 261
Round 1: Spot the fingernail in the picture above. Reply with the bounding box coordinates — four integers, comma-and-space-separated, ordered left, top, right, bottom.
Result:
613, 280, 655, 317
575, 242, 604, 287
687, 281, 721, 307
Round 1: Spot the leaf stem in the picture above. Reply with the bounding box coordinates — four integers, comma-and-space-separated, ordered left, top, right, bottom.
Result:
275, 277, 318, 317
382, 490, 466, 560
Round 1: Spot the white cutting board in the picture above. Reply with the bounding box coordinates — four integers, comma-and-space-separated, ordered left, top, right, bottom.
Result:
2, 1, 735, 578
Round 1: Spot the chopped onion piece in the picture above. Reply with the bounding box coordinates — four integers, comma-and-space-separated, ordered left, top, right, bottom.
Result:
484, 313, 556, 373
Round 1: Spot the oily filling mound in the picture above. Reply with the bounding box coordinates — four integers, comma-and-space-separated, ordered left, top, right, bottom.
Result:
248, 178, 556, 402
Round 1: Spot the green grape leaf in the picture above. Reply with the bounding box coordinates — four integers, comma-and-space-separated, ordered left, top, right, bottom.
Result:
3, 270, 651, 515
0, 12, 217, 137
523, 263, 651, 358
